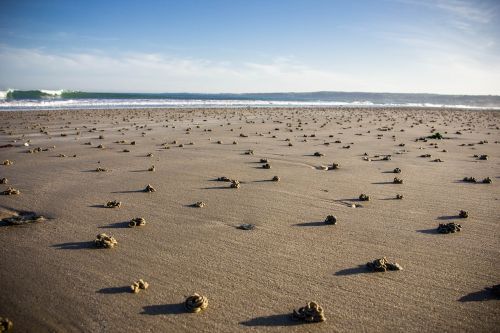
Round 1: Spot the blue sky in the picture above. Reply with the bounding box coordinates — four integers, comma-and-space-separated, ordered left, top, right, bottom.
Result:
0, 0, 499, 94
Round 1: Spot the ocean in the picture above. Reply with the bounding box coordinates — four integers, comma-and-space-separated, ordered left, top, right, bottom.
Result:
1, 89, 499, 111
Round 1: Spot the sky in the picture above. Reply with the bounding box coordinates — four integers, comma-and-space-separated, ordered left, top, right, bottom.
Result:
0, 0, 499, 95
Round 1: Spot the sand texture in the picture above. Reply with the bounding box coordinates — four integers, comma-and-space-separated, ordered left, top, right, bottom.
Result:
0, 107, 499, 332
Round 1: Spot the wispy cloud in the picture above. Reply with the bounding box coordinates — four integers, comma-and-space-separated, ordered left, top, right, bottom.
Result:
392, 0, 499, 36
0, 44, 498, 94
433, 0, 495, 23
377, 0, 500, 94
395, 0, 497, 23
0, 45, 358, 93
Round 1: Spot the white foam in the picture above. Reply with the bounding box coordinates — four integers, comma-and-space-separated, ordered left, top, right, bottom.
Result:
40, 89, 64, 96
0, 89, 13, 99
1, 98, 498, 111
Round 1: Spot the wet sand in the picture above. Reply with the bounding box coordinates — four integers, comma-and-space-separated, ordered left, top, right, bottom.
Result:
0, 107, 499, 332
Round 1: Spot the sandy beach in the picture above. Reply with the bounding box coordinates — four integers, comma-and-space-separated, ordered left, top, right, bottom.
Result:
0, 107, 499, 332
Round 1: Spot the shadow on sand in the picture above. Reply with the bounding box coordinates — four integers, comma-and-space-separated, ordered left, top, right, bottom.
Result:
89, 204, 107, 209
416, 228, 440, 235
97, 286, 131, 294
141, 303, 186, 315
111, 189, 145, 194
437, 215, 459, 220
458, 288, 499, 302
52, 241, 95, 250
293, 221, 327, 227
240, 314, 302, 327
334, 265, 368, 276
99, 221, 130, 229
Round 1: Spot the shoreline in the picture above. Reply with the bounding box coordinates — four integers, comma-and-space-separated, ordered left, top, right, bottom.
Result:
1, 105, 500, 112
1, 105, 500, 115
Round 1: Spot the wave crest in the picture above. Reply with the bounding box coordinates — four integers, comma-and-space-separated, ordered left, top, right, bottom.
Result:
0, 89, 66, 99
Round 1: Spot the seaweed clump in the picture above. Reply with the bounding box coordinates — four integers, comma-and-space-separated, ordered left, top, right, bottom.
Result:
328, 163, 340, 170
129, 217, 146, 227
459, 210, 469, 218
237, 223, 255, 230
366, 257, 403, 272
130, 279, 149, 293
1, 187, 20, 195
482, 177, 492, 184
359, 194, 370, 201
437, 222, 461, 234
0, 317, 13, 332
427, 132, 443, 139
324, 215, 337, 225
292, 301, 326, 323
105, 200, 121, 208
144, 184, 156, 192
184, 293, 209, 313
1, 212, 44, 226
393, 177, 403, 184
95, 233, 118, 248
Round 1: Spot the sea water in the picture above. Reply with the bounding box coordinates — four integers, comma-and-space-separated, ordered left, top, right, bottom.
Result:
1, 89, 499, 110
